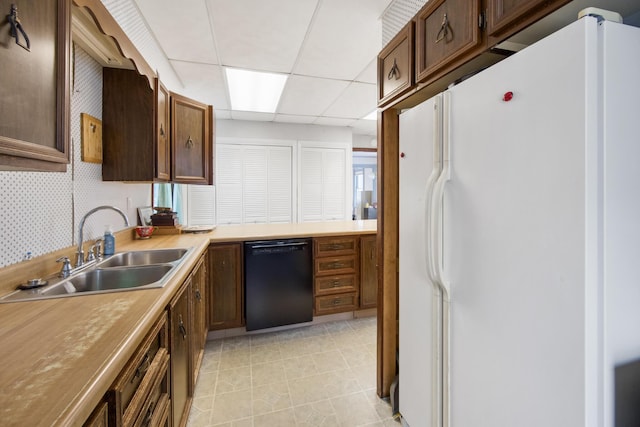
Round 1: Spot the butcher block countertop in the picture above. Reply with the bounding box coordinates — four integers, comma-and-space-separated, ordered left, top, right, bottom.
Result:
0, 220, 376, 426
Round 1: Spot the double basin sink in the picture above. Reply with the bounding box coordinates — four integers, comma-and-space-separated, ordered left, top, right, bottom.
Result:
0, 248, 194, 303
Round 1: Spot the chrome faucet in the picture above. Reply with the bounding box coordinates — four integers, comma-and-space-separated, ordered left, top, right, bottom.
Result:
77, 206, 130, 267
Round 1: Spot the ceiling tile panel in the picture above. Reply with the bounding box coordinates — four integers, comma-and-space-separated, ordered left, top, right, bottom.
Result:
277, 75, 349, 116
314, 117, 357, 127
135, 0, 218, 63
350, 119, 377, 136
170, 60, 230, 109
323, 82, 377, 119
355, 58, 377, 84
293, 0, 389, 80
207, 0, 319, 73
274, 114, 317, 124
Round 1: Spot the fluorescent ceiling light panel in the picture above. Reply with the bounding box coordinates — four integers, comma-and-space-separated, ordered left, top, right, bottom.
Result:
225, 67, 288, 113
363, 110, 377, 120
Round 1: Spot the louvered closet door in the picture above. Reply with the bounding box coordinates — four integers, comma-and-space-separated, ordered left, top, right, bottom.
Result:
268, 147, 293, 223
243, 147, 268, 223
216, 143, 293, 224
216, 145, 243, 224
186, 185, 215, 226
299, 147, 348, 222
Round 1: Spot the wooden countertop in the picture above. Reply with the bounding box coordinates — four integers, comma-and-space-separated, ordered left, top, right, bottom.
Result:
0, 220, 376, 426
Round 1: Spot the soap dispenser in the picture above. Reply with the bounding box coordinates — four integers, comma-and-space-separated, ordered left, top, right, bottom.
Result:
103, 225, 115, 256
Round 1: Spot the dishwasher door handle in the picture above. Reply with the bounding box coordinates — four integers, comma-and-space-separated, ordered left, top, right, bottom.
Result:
249, 242, 309, 250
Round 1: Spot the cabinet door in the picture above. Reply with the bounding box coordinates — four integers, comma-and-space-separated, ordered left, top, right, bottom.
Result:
191, 255, 207, 387
171, 93, 213, 185
156, 80, 171, 181
207, 243, 243, 330
378, 22, 414, 106
487, 0, 571, 40
83, 401, 108, 427
360, 235, 378, 309
169, 282, 192, 427
0, 0, 70, 172
415, 0, 483, 83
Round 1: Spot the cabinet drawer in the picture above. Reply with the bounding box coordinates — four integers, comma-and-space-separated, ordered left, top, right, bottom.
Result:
110, 313, 168, 426
132, 352, 170, 427
378, 22, 414, 106
314, 237, 358, 257
315, 274, 357, 295
314, 255, 357, 276
315, 292, 359, 315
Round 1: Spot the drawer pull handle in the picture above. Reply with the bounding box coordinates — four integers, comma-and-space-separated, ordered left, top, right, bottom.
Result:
387, 58, 400, 80
436, 13, 451, 43
333, 299, 341, 305
178, 315, 187, 340
132, 352, 150, 382
195, 289, 202, 301
186, 136, 194, 148
142, 403, 155, 427
332, 280, 340, 287
159, 123, 165, 137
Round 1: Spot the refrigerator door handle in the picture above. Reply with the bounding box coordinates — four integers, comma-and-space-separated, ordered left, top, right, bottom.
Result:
426, 95, 443, 283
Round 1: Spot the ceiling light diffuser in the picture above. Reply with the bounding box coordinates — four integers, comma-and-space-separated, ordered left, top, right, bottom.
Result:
225, 67, 288, 113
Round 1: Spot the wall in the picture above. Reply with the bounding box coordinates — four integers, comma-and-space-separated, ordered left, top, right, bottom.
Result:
0, 45, 150, 268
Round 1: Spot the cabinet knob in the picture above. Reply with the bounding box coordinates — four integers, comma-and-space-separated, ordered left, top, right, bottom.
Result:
387, 58, 400, 80
436, 13, 450, 43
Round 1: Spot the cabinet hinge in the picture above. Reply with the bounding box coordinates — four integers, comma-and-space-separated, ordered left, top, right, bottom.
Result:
479, 10, 487, 29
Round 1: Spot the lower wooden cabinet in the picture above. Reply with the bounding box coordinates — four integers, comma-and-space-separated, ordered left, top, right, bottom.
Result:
360, 235, 378, 309
105, 312, 170, 427
313, 236, 359, 315
83, 401, 109, 427
191, 254, 208, 387
169, 280, 192, 427
207, 243, 244, 330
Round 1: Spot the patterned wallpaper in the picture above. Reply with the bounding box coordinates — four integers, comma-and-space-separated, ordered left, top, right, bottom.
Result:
0, 46, 150, 268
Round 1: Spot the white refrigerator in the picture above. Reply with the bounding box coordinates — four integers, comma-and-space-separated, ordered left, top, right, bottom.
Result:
399, 15, 640, 427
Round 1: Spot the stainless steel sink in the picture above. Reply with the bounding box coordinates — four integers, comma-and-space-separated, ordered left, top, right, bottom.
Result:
97, 248, 189, 268
0, 247, 194, 303
40, 265, 173, 296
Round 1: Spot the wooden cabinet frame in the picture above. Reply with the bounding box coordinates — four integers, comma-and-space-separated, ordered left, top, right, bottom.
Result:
0, 0, 70, 171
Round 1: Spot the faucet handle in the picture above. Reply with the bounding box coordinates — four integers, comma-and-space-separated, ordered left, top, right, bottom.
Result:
56, 256, 72, 278
87, 239, 103, 262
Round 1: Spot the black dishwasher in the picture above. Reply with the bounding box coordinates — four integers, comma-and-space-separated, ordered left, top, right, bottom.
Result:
244, 238, 312, 331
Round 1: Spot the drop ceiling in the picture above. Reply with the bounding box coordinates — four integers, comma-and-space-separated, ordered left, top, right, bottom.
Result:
133, 0, 393, 136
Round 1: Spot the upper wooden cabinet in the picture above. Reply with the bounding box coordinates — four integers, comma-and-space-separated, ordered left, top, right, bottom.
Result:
102, 68, 170, 182
170, 93, 214, 185
486, 0, 571, 43
415, 0, 484, 84
102, 70, 214, 184
378, 22, 414, 106
0, 0, 70, 171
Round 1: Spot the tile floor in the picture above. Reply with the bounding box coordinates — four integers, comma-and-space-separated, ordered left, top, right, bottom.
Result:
187, 316, 399, 426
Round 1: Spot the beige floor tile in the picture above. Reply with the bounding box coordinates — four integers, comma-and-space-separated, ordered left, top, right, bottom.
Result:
251, 360, 286, 386
250, 342, 282, 364
219, 348, 251, 370
252, 380, 292, 416
194, 370, 218, 397
216, 366, 252, 394
211, 389, 253, 425
189, 317, 379, 427
351, 362, 377, 390
322, 368, 362, 397
253, 408, 297, 427
293, 399, 340, 427
222, 336, 251, 352
312, 350, 348, 373
282, 354, 319, 380
288, 374, 331, 406
340, 344, 376, 368
187, 406, 212, 427
330, 392, 380, 426
212, 417, 254, 427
